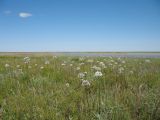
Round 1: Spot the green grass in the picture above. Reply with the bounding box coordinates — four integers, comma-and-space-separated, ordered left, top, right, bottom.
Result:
0, 56, 160, 120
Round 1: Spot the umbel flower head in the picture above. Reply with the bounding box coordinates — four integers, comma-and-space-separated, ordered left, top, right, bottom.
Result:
24, 56, 30, 64
40, 66, 44, 69
5, 64, 10, 68
91, 65, 101, 71
66, 83, 70, 87
45, 60, 50, 65
78, 72, 85, 79
82, 80, 90, 87
94, 71, 103, 77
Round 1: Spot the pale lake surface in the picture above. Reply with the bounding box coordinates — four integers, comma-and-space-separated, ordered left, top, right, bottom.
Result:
55, 52, 160, 58
0, 52, 160, 58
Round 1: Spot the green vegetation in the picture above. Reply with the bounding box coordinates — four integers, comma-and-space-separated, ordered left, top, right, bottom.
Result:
0, 56, 160, 120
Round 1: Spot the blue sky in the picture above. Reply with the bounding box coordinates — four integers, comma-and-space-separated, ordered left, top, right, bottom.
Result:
0, 0, 160, 52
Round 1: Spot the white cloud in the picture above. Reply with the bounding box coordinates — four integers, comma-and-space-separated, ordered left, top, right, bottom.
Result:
19, 12, 32, 18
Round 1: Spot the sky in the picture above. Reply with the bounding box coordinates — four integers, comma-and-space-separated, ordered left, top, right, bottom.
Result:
0, 0, 160, 52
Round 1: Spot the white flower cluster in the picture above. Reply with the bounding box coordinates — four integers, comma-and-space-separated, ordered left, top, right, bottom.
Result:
118, 67, 124, 74
45, 60, 50, 65
91, 65, 101, 71
24, 56, 30, 64
87, 59, 94, 63
82, 80, 90, 87
94, 71, 103, 77
99, 62, 106, 68
145, 59, 151, 63
78, 72, 85, 79
66, 83, 70, 87
5, 64, 10, 68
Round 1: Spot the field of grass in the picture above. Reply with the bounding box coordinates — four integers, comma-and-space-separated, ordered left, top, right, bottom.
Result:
0, 55, 160, 120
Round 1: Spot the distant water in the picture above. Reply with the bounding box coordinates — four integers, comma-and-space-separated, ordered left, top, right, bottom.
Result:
55, 53, 160, 58
0, 52, 160, 58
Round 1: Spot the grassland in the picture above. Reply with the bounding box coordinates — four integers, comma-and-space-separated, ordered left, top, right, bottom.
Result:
0, 55, 160, 120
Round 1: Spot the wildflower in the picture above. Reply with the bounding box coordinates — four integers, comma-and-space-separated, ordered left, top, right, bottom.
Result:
40, 66, 44, 69
118, 67, 124, 74
122, 61, 126, 64
118, 57, 121, 60
16, 65, 20, 68
79, 57, 85, 61
61, 63, 66, 66
28, 66, 32, 69
35, 64, 38, 66
45, 60, 50, 65
79, 62, 85, 66
24, 56, 30, 63
53, 56, 57, 59
76, 67, 80, 71
66, 83, 70, 87
145, 59, 151, 63
84, 72, 87, 74
94, 71, 103, 77
97, 61, 100, 63
110, 60, 114, 63
109, 56, 112, 59
87, 59, 94, 63
82, 80, 90, 87
129, 70, 134, 74
78, 72, 85, 78
108, 63, 112, 66
99, 62, 106, 68
70, 64, 73, 66
5, 64, 10, 68
18, 69, 23, 74
91, 65, 101, 71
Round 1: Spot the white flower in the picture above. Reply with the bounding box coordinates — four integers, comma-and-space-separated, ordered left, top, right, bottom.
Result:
84, 72, 87, 74
82, 80, 90, 87
99, 62, 106, 68
79, 63, 85, 66
109, 56, 113, 59
53, 56, 57, 59
66, 83, 70, 87
16, 65, 20, 68
118, 57, 121, 60
45, 60, 50, 65
40, 66, 44, 69
35, 64, 38, 66
28, 66, 32, 69
145, 59, 151, 63
108, 63, 112, 66
122, 61, 126, 64
110, 60, 114, 63
94, 71, 103, 77
79, 57, 85, 61
18, 69, 23, 74
78, 72, 85, 78
61, 63, 66, 66
97, 61, 100, 63
24, 56, 30, 64
5, 64, 10, 68
129, 70, 134, 74
76, 67, 80, 71
87, 59, 94, 63
91, 66, 101, 71
70, 64, 73, 66
118, 67, 124, 74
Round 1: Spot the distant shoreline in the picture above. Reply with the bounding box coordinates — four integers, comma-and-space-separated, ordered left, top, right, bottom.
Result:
0, 52, 160, 58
